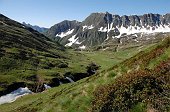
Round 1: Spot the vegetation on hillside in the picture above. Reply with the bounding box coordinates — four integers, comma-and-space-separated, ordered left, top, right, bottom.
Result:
92, 60, 170, 112
92, 37, 170, 112
0, 35, 168, 112
0, 14, 170, 112
0, 14, 92, 94
0, 14, 146, 97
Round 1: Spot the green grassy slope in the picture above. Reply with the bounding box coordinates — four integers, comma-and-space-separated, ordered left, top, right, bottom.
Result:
92, 37, 170, 112
0, 35, 165, 112
93, 60, 170, 112
0, 14, 66, 93
0, 14, 93, 94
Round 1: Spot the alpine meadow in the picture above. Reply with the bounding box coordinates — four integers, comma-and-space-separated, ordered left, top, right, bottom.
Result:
0, 0, 170, 112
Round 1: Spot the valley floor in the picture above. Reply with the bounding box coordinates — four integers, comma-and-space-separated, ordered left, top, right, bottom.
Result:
0, 43, 157, 112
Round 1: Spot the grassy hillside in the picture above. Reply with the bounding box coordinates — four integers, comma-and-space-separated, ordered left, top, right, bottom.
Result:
92, 37, 170, 112
0, 14, 93, 94
0, 34, 168, 112
93, 60, 170, 112
0, 14, 64, 93
0, 14, 146, 96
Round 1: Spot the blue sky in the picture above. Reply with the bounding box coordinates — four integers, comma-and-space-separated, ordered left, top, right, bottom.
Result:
0, 0, 170, 28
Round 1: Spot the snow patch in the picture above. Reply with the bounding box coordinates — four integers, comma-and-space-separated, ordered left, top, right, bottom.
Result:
56, 29, 74, 38
88, 25, 94, 29
98, 27, 107, 32
134, 39, 139, 42
83, 25, 94, 31
115, 24, 170, 38
107, 22, 114, 32
74, 40, 82, 45
133, 34, 138, 37
102, 47, 109, 51
98, 22, 170, 38
65, 34, 78, 46
98, 23, 114, 33
79, 45, 86, 49
0, 87, 32, 105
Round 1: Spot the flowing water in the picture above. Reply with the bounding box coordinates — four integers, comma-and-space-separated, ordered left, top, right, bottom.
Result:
65, 77, 74, 83
0, 87, 32, 105
44, 84, 51, 89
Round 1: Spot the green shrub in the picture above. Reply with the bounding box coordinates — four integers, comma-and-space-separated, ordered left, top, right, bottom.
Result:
57, 63, 68, 68
92, 59, 170, 112
108, 71, 116, 77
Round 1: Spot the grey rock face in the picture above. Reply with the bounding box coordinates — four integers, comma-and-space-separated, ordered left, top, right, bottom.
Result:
82, 13, 106, 27
128, 15, 141, 26
140, 14, 161, 26
45, 12, 170, 49
112, 15, 122, 27
44, 20, 80, 38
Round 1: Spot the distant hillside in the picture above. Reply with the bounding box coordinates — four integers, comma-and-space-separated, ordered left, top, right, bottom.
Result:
22, 22, 48, 33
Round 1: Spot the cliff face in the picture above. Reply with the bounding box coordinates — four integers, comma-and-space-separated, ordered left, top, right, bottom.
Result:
45, 13, 170, 49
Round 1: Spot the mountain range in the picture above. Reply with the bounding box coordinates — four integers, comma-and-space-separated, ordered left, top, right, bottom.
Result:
22, 22, 48, 33
44, 12, 170, 50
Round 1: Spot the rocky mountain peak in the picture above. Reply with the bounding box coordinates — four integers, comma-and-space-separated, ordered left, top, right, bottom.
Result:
82, 13, 106, 26
45, 12, 170, 49
44, 20, 80, 38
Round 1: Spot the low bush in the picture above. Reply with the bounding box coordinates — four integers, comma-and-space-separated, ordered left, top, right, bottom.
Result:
57, 62, 68, 68
92, 59, 170, 112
